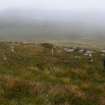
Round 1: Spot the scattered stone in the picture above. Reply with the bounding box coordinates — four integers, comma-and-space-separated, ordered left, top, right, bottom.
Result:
10, 46, 15, 53
85, 50, 93, 54
84, 53, 89, 56
79, 49, 85, 53
88, 53, 92, 57
101, 49, 105, 53
64, 48, 75, 53
83, 49, 93, 57
3, 56, 7, 61
101, 53, 105, 56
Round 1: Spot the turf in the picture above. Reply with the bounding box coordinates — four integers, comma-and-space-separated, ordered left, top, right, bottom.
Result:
0, 42, 105, 105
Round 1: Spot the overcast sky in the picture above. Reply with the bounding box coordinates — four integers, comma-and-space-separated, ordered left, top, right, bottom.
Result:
0, 0, 105, 11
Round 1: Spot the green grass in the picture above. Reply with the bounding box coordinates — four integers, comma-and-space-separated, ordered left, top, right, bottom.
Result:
0, 42, 105, 105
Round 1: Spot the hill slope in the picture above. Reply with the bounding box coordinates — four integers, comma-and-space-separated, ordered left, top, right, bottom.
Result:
0, 42, 105, 105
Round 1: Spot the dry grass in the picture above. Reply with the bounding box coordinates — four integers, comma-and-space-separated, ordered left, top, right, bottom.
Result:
0, 42, 105, 105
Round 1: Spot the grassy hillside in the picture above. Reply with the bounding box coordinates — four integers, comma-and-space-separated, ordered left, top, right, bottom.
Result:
0, 42, 105, 105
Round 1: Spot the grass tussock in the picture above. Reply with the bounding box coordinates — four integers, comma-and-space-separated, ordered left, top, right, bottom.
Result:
0, 42, 105, 105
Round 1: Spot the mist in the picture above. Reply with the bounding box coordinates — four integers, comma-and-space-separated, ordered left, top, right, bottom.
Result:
0, 7, 105, 44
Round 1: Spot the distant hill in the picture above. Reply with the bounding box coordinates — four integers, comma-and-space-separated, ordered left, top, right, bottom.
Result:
0, 9, 105, 47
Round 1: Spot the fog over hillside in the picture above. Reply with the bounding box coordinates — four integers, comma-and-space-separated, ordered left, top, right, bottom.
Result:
0, 8, 105, 44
